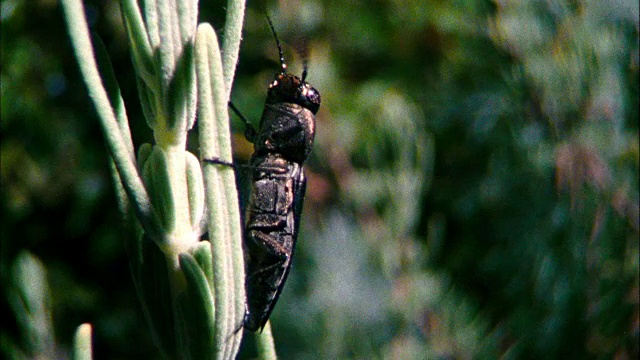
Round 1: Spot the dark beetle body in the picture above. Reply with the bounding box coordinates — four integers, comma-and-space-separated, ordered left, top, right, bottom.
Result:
204, 16, 322, 332
243, 153, 305, 332
241, 62, 320, 331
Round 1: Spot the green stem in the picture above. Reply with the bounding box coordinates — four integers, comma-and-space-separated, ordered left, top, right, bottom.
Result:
72, 324, 93, 360
256, 321, 277, 360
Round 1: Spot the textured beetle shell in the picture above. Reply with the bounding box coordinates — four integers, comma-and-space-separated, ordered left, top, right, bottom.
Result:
242, 66, 320, 332
243, 153, 306, 332
254, 102, 316, 163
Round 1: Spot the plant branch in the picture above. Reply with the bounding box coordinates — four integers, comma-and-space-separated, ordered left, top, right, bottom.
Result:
60, 0, 164, 243
195, 23, 245, 359
222, 0, 246, 100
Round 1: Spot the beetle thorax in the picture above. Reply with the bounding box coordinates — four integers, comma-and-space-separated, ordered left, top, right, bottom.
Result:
255, 102, 316, 164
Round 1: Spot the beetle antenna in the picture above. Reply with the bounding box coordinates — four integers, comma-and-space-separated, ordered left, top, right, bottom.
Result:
301, 59, 308, 82
291, 30, 309, 81
265, 14, 287, 73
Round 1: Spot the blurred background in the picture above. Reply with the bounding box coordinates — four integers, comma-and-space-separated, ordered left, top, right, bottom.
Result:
2, 0, 638, 358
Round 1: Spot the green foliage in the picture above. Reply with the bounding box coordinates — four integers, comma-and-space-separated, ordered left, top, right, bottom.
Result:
2, 253, 57, 358
1, 0, 637, 359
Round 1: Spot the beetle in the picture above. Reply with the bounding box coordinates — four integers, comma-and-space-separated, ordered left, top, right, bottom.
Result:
206, 17, 320, 332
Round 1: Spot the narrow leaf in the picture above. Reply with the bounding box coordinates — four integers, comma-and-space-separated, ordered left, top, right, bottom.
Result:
177, 252, 216, 359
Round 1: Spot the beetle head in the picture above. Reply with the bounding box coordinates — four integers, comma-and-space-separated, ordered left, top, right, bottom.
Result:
267, 73, 321, 114
265, 15, 321, 115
